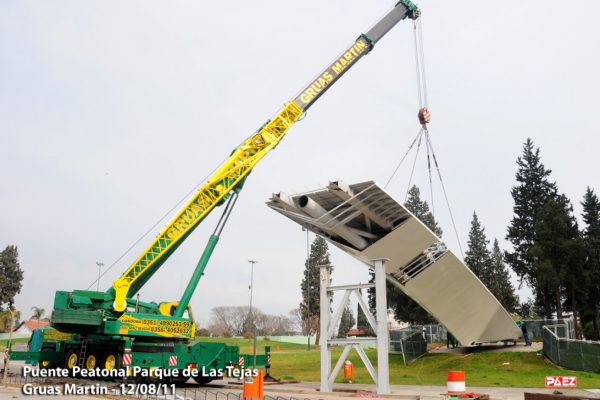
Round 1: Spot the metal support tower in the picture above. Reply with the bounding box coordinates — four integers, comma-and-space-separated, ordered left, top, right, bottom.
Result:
318, 259, 390, 395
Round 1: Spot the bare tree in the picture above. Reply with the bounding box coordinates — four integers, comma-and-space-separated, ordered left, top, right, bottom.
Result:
209, 306, 249, 336
208, 306, 293, 337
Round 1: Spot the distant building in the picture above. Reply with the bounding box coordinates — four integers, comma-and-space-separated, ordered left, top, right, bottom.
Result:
347, 328, 366, 337
14, 319, 51, 334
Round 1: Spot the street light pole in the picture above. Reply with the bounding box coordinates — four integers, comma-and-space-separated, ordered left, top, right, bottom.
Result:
95, 262, 105, 291
248, 259, 258, 366
302, 228, 310, 351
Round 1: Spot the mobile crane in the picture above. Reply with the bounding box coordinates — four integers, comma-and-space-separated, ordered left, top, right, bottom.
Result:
10, 0, 420, 383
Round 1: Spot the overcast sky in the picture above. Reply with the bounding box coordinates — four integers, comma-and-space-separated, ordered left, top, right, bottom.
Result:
1, 1, 598, 327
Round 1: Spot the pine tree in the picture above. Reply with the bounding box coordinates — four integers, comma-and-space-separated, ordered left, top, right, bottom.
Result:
581, 187, 600, 339
299, 236, 333, 344
505, 138, 557, 318
337, 303, 356, 338
405, 185, 443, 236
373, 185, 439, 325
0, 245, 24, 311
531, 195, 583, 327
489, 239, 519, 313
464, 212, 492, 283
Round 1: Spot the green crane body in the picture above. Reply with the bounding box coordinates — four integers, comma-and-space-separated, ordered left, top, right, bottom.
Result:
10, 0, 419, 381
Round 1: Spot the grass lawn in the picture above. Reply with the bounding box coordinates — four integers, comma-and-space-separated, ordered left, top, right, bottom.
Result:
196, 337, 600, 389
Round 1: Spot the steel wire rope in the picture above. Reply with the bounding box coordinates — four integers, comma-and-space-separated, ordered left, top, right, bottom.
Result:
386, 15, 465, 258
425, 135, 435, 217
415, 16, 464, 257
425, 132, 464, 258
413, 19, 425, 109
414, 17, 436, 215
405, 132, 424, 202
384, 127, 423, 189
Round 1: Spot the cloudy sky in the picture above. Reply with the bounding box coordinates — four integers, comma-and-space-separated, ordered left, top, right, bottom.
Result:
1, 1, 598, 326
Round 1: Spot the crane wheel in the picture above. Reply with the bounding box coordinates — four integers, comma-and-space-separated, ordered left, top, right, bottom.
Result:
64, 350, 79, 375
145, 368, 166, 385
103, 354, 119, 371
85, 354, 98, 370
192, 376, 213, 385
170, 370, 189, 385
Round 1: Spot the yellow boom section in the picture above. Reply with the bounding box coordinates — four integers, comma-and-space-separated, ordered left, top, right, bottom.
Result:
112, 101, 304, 312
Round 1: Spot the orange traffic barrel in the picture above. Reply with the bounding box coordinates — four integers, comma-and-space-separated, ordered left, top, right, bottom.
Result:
447, 371, 466, 394
343, 360, 354, 383
243, 370, 264, 400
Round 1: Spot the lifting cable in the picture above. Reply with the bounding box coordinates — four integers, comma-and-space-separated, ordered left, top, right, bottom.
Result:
385, 17, 464, 258
405, 130, 424, 202
384, 127, 423, 189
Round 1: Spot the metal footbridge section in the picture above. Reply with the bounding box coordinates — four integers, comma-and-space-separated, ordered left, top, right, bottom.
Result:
267, 180, 520, 345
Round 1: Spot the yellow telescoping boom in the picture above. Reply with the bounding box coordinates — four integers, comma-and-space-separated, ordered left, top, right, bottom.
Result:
111, 0, 420, 312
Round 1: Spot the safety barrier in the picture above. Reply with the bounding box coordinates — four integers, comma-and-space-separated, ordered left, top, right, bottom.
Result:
446, 371, 465, 394
389, 328, 427, 364
542, 324, 600, 373
523, 319, 575, 340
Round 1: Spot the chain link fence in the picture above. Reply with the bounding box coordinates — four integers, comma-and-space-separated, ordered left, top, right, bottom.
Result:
543, 324, 600, 373
389, 328, 427, 365
419, 324, 448, 343
391, 325, 448, 345
522, 319, 575, 340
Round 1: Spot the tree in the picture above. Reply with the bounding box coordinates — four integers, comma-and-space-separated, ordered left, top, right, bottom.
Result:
505, 139, 557, 318
0, 310, 21, 333
376, 185, 439, 325
208, 306, 293, 336
299, 236, 333, 344
581, 187, 600, 339
30, 307, 45, 320
531, 195, 584, 335
209, 306, 251, 336
196, 328, 210, 337
518, 299, 541, 320
337, 303, 356, 338
405, 185, 443, 236
464, 212, 492, 283
288, 308, 305, 334
0, 245, 24, 311
489, 239, 519, 313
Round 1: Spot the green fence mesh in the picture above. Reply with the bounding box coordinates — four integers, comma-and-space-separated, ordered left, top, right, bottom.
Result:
543, 324, 600, 373
522, 319, 574, 340
390, 328, 427, 364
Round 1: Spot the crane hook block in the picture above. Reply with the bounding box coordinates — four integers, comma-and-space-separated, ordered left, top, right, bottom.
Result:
418, 107, 431, 125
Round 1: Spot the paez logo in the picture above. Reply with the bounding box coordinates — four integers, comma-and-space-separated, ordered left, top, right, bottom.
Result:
545, 376, 577, 388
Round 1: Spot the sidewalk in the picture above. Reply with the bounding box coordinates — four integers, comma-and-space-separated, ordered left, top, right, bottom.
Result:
259, 381, 600, 400
0, 385, 97, 400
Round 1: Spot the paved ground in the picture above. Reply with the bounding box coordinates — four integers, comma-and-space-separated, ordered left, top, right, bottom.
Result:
1, 378, 598, 400
256, 381, 600, 400
0, 385, 97, 400
2, 359, 598, 400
